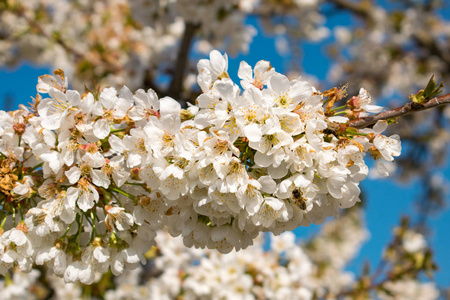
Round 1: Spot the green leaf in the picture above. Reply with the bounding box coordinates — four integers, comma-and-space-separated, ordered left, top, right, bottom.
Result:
422, 75, 437, 98
411, 75, 445, 104
410, 92, 425, 104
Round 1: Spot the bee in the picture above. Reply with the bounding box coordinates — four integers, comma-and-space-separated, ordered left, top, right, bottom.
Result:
291, 188, 307, 210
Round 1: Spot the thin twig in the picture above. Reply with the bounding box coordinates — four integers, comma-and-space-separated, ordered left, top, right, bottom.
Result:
348, 93, 450, 129
327, 0, 372, 19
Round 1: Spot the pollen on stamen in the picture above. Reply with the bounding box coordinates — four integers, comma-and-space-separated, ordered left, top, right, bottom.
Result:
246, 185, 257, 198
213, 140, 228, 155
135, 138, 147, 154
276, 93, 292, 108
162, 132, 175, 150
49, 98, 69, 114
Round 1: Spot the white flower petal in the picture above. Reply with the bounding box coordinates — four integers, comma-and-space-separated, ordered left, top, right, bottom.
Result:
65, 166, 81, 184
93, 119, 111, 139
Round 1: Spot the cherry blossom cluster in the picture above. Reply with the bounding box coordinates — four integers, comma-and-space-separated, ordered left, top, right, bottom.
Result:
0, 50, 401, 282
0, 210, 438, 299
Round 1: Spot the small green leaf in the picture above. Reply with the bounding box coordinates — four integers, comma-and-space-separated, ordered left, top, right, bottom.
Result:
410, 75, 444, 104
410, 90, 425, 104
429, 81, 445, 100
422, 75, 437, 98
422, 75, 444, 101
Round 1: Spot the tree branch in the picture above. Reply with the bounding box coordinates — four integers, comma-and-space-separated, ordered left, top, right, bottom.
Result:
167, 22, 200, 99
348, 93, 450, 129
327, 0, 372, 19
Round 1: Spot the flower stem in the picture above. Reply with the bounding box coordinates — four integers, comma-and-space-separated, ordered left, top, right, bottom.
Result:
12, 208, 16, 226
346, 131, 368, 136
61, 222, 73, 239
111, 186, 135, 201
123, 182, 144, 186
110, 128, 125, 133
77, 214, 83, 245
110, 191, 123, 207
333, 111, 348, 115
0, 214, 8, 228
17, 203, 24, 221
330, 105, 347, 112
89, 211, 97, 243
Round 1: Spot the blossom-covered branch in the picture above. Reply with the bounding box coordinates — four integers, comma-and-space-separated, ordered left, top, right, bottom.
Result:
0, 0, 447, 297
0, 50, 406, 282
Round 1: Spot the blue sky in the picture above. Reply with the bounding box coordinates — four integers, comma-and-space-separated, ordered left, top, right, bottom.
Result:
1, 5, 449, 289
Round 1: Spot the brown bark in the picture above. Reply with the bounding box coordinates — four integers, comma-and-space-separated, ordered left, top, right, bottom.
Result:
348, 93, 450, 129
